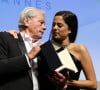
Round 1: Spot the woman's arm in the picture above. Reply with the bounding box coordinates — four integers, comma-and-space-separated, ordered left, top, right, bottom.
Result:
67, 45, 97, 89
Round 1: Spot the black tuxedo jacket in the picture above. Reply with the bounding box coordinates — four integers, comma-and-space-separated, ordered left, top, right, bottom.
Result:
0, 32, 33, 90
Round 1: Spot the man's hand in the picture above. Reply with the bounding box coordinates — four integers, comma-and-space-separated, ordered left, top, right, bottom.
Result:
27, 42, 43, 60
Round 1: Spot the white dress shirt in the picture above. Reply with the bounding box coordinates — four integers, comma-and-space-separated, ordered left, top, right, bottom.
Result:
20, 32, 39, 90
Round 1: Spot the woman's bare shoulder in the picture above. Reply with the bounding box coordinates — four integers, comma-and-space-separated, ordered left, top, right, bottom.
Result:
70, 43, 87, 52
68, 43, 88, 61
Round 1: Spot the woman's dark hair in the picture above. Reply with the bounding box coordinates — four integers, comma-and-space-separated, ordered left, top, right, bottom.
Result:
54, 11, 78, 42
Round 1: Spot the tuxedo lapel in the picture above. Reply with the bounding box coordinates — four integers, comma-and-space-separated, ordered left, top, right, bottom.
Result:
17, 34, 27, 54
16, 33, 32, 80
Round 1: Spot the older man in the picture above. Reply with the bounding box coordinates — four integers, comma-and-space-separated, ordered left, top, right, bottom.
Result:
0, 7, 46, 90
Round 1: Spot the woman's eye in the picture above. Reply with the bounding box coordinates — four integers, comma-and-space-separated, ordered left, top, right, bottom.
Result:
58, 23, 62, 28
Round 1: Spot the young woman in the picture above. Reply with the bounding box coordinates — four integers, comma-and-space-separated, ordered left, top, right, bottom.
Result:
46, 11, 97, 90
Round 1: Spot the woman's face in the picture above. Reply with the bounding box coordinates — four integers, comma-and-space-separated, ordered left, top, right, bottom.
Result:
52, 16, 71, 41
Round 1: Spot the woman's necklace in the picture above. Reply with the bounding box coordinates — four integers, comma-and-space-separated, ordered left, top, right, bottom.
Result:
52, 40, 70, 48
62, 43, 70, 48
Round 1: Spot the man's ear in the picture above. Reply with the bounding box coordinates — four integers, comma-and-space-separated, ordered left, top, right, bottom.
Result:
24, 17, 30, 26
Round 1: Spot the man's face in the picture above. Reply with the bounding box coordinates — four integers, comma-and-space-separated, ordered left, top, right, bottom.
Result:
25, 12, 46, 40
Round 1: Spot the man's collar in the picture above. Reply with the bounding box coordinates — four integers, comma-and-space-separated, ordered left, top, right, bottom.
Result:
20, 32, 32, 42
20, 32, 39, 46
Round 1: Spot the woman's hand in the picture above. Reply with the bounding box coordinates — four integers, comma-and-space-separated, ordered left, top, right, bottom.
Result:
48, 71, 70, 89
5, 30, 19, 39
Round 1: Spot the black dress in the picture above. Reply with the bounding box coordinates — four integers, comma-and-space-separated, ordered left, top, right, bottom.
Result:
38, 52, 82, 90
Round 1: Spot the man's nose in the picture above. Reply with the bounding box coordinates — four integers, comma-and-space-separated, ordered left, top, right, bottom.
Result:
43, 25, 46, 30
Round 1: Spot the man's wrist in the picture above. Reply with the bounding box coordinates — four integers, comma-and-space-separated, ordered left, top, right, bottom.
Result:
26, 53, 33, 60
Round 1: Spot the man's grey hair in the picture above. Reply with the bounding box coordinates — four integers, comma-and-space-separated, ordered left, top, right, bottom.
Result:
18, 7, 45, 26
